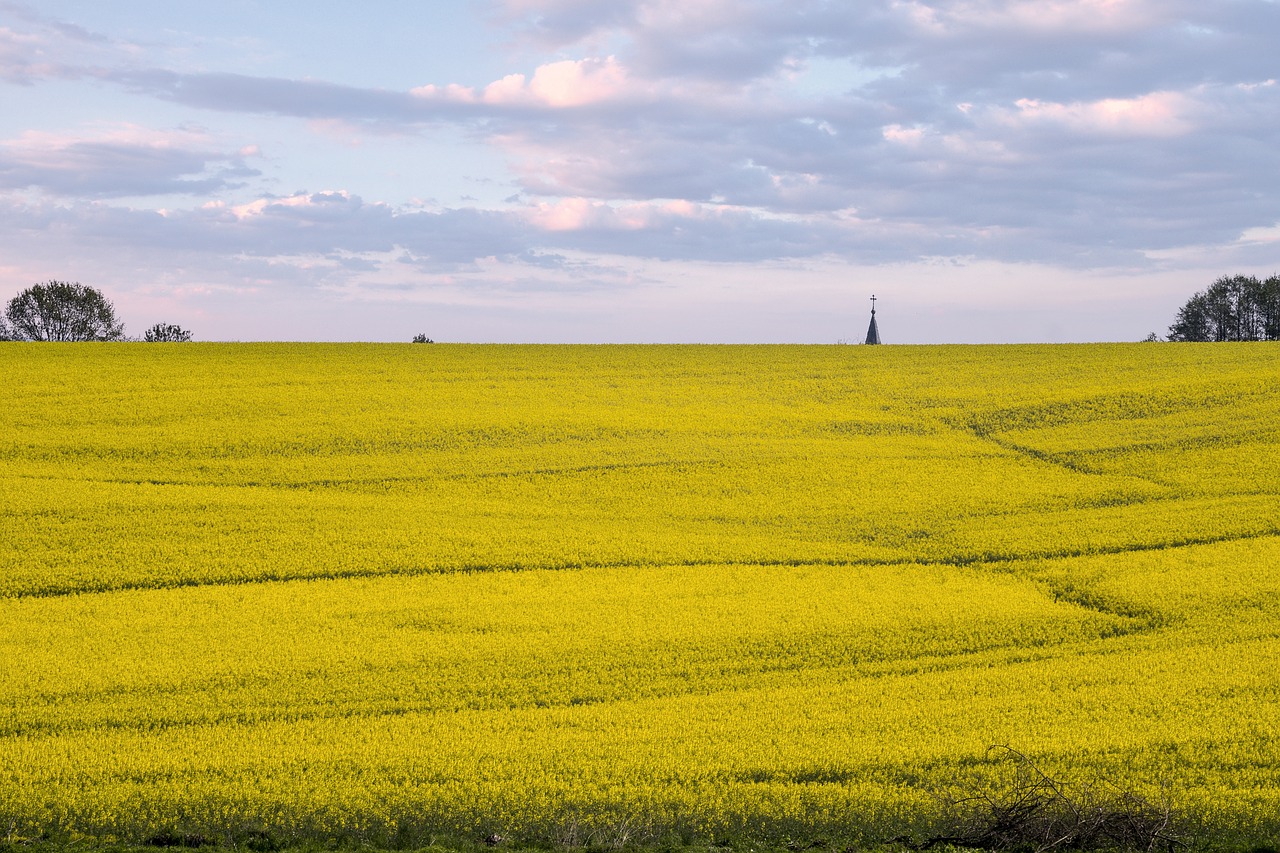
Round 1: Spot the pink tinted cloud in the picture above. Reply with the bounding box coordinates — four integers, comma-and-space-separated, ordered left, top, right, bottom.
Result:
527, 197, 707, 232
414, 56, 640, 108
0, 25, 59, 82
522, 56, 632, 106
1006, 91, 1195, 136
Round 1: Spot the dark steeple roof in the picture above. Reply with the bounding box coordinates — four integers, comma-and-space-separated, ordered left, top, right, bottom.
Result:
865, 295, 881, 345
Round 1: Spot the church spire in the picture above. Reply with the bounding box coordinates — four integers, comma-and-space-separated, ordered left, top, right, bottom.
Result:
864, 294, 881, 345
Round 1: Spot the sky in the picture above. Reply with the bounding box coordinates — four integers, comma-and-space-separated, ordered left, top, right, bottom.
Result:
1, 0, 1278, 343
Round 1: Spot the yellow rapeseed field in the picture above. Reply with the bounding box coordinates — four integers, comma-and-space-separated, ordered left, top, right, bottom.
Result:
1, 342, 1278, 847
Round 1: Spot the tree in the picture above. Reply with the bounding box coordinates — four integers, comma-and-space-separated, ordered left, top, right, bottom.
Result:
4, 281, 125, 342
1168, 290, 1212, 342
144, 323, 193, 342
1259, 275, 1280, 340
1168, 274, 1280, 342
411, 333, 434, 343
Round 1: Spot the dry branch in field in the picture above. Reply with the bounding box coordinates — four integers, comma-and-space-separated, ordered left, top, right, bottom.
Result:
901, 747, 1182, 852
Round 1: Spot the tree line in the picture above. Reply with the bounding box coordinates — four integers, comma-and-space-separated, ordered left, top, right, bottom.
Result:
0, 281, 191, 342
1166, 274, 1280, 342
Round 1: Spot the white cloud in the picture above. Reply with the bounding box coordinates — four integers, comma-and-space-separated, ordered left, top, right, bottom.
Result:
1237, 223, 1280, 245
882, 123, 926, 145
1004, 91, 1194, 136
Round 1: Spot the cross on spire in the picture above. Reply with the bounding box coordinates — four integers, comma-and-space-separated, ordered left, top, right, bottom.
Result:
864, 294, 881, 344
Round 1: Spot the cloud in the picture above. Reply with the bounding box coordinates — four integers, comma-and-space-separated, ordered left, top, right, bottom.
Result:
1000, 91, 1194, 136
176, 191, 538, 268
890, 0, 1175, 36
412, 56, 639, 108
4, 0, 1280, 285
489, 0, 824, 82
0, 0, 115, 44
107, 69, 466, 125
1235, 223, 1280, 246
0, 1, 136, 83
0, 126, 260, 197
504, 56, 633, 106
521, 196, 843, 261
0, 23, 64, 82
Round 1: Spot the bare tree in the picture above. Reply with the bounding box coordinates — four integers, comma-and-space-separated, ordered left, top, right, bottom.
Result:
4, 281, 125, 342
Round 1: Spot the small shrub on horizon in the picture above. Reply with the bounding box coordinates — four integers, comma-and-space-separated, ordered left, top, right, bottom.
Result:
144, 323, 193, 343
